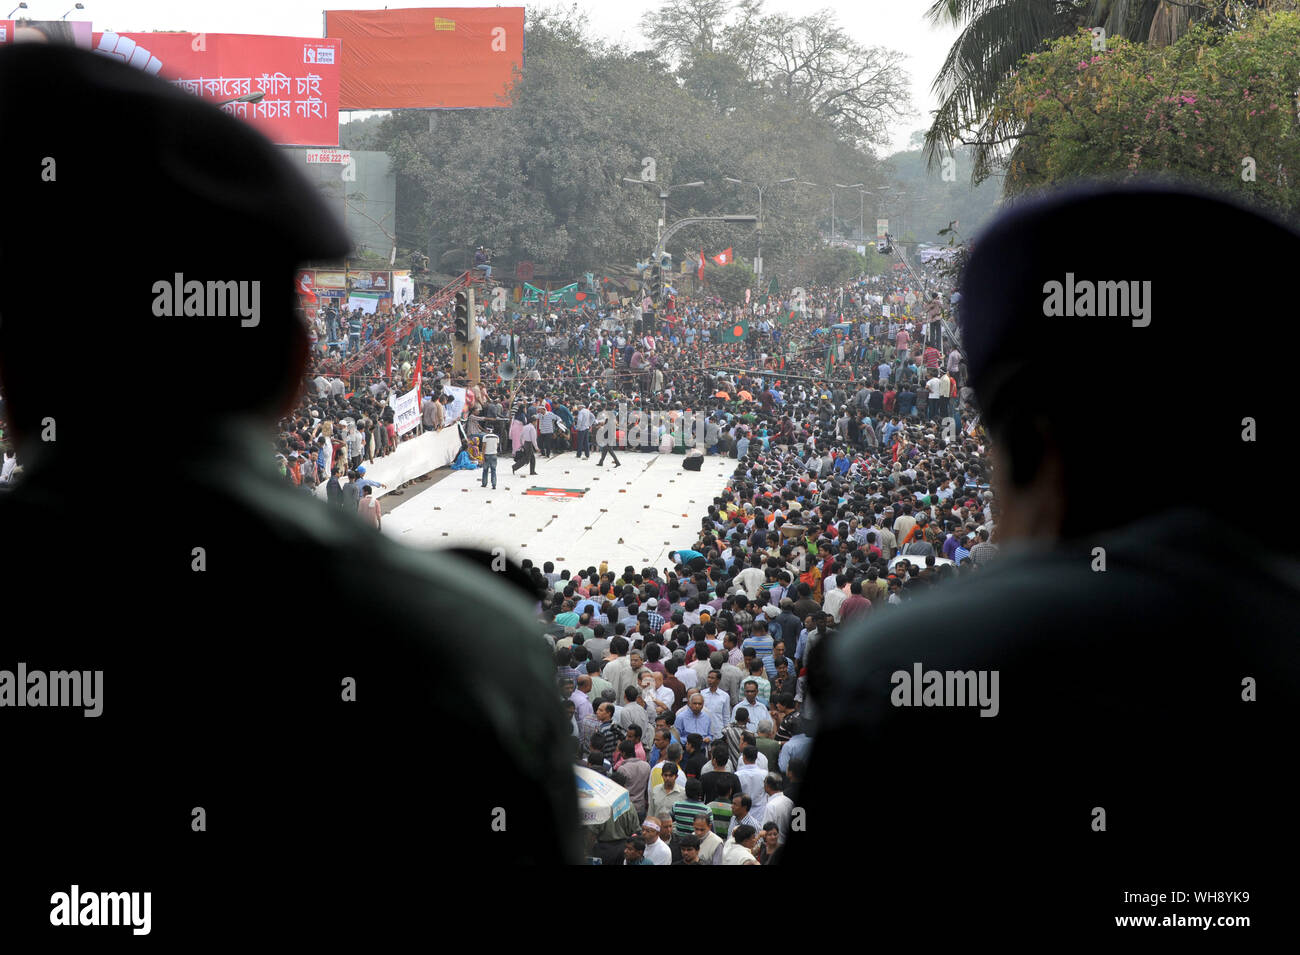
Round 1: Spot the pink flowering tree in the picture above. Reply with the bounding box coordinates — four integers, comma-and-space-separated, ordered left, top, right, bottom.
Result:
987, 12, 1300, 218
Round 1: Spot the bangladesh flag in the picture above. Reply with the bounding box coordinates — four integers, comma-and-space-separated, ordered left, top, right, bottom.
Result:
718, 319, 748, 342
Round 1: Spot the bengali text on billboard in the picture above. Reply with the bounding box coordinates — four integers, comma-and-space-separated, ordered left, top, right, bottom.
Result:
91, 32, 340, 146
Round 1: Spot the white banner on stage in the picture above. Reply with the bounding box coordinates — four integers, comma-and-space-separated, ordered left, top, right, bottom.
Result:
391, 387, 421, 436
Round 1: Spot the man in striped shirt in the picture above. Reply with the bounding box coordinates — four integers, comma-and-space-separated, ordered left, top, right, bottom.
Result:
537, 404, 559, 458
593, 702, 626, 762
671, 785, 712, 837
741, 622, 775, 677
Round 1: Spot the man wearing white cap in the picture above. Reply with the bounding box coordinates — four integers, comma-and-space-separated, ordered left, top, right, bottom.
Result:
641, 818, 672, 866
643, 598, 664, 633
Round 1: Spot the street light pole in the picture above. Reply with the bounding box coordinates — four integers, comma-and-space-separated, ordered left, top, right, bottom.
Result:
832, 183, 864, 244
724, 176, 797, 284
623, 176, 704, 268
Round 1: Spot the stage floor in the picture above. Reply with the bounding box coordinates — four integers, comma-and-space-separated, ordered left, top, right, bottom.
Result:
381, 449, 736, 573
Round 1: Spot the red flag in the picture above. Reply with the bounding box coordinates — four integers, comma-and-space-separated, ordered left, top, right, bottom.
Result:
712, 248, 732, 266
413, 352, 422, 398
697, 247, 705, 281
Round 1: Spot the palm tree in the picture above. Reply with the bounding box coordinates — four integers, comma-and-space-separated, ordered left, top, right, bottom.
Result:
924, 1, 1283, 181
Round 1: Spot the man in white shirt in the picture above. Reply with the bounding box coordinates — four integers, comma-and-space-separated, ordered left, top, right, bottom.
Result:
732, 556, 767, 601
641, 819, 672, 865
720, 827, 760, 865
675, 657, 698, 693
823, 580, 850, 623
701, 672, 731, 725
734, 746, 768, 819
760, 773, 795, 845
925, 374, 946, 420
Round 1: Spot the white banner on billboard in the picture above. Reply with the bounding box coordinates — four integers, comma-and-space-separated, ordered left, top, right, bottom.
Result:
347, 293, 380, 314
393, 272, 415, 305
391, 386, 421, 436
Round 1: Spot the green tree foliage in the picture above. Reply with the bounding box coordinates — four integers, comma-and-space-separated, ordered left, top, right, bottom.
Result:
993, 10, 1300, 221
376, 2, 912, 280
923, 0, 1293, 181
808, 247, 868, 286
702, 261, 757, 302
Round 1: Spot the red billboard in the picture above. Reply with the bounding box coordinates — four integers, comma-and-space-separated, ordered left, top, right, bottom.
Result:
325, 7, 524, 109
91, 32, 341, 146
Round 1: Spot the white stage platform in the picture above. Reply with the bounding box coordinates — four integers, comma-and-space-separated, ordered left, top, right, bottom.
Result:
381, 450, 736, 572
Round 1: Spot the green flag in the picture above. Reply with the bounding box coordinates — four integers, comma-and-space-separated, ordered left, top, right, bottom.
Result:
825, 343, 834, 378
717, 319, 748, 342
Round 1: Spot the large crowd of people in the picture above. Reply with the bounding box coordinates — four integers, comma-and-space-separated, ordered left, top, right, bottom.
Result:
245, 260, 996, 865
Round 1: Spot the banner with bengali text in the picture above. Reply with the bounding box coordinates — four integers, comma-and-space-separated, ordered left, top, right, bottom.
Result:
90, 31, 341, 146
391, 386, 421, 437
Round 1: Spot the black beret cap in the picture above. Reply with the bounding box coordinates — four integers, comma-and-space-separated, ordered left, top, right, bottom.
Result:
957, 181, 1294, 526
0, 44, 350, 444
0, 42, 348, 271
960, 182, 1298, 411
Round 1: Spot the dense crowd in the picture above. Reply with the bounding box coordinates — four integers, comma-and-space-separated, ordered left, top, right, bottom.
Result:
249, 262, 997, 865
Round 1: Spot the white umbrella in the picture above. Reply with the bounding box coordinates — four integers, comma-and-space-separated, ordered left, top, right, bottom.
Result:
575, 765, 634, 826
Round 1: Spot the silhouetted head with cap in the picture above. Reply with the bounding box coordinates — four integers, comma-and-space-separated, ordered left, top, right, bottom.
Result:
0, 43, 349, 462
958, 182, 1295, 545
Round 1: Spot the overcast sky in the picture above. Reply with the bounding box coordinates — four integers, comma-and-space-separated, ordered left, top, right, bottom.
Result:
62, 1, 958, 153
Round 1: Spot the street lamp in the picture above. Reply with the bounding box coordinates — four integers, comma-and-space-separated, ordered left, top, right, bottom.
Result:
724, 175, 798, 280
856, 189, 874, 242
62, 2, 83, 18
831, 183, 864, 242
623, 177, 705, 246
7, 3, 27, 17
